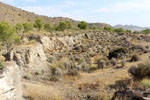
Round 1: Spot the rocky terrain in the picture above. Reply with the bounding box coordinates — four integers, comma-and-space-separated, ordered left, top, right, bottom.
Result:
0, 1, 150, 100
0, 29, 150, 100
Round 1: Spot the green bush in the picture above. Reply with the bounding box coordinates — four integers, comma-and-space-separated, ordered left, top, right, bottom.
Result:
24, 73, 32, 80
34, 18, 43, 31
44, 23, 53, 32
0, 61, 4, 70
15, 23, 23, 33
140, 79, 150, 88
78, 21, 88, 29
108, 48, 127, 59
0, 22, 16, 43
53, 23, 58, 30
104, 26, 114, 32
14, 36, 21, 45
65, 21, 72, 29
23, 22, 33, 33
125, 30, 132, 33
56, 21, 67, 31
114, 28, 125, 33
142, 29, 150, 34
89, 25, 97, 30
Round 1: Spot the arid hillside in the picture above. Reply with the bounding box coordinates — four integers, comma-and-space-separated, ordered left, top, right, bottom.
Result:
0, 1, 110, 28
0, 1, 76, 25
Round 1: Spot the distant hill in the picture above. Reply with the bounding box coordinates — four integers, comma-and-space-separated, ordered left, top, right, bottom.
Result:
0, 1, 110, 28
114, 24, 150, 31
0, 1, 76, 25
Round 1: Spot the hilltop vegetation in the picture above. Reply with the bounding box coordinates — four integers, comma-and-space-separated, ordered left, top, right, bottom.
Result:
0, 17, 150, 51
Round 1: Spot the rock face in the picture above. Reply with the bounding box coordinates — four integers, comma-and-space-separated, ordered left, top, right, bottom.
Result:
8, 43, 48, 72
0, 61, 22, 100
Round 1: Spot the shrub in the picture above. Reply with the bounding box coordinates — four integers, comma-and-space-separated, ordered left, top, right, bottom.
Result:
90, 65, 98, 72
23, 22, 33, 33
128, 62, 150, 80
104, 26, 114, 32
50, 67, 62, 81
121, 58, 126, 67
97, 59, 106, 70
56, 21, 67, 31
108, 48, 127, 59
125, 30, 132, 33
14, 36, 21, 45
111, 58, 117, 66
51, 67, 62, 76
142, 29, 150, 34
0, 61, 4, 70
67, 68, 79, 76
78, 21, 88, 29
130, 54, 140, 62
27, 40, 37, 45
65, 21, 72, 29
34, 18, 43, 31
0, 22, 16, 43
53, 23, 58, 30
140, 79, 150, 88
24, 73, 32, 80
15, 23, 23, 33
114, 28, 124, 33
89, 25, 97, 30
35, 70, 41, 75
44, 23, 53, 32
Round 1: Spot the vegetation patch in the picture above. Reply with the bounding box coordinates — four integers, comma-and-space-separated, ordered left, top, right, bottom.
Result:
0, 61, 4, 70
129, 62, 150, 80
140, 79, 150, 89
108, 48, 128, 59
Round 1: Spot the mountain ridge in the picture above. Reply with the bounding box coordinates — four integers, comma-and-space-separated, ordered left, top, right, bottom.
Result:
114, 24, 150, 31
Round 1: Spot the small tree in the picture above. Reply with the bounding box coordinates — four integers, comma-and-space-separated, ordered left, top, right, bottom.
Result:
65, 21, 72, 29
104, 26, 114, 32
0, 22, 16, 43
89, 25, 97, 30
125, 30, 132, 33
15, 23, 23, 33
23, 22, 33, 33
44, 23, 53, 32
34, 18, 43, 31
142, 29, 150, 34
56, 21, 67, 31
78, 21, 88, 29
53, 23, 58, 30
114, 28, 124, 33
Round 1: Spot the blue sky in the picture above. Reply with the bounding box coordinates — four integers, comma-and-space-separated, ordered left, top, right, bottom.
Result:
1, 0, 150, 27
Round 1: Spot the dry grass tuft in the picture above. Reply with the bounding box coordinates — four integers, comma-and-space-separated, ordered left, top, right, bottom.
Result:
23, 82, 62, 100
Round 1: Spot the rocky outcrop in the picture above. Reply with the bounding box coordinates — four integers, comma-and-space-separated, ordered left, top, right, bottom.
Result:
11, 43, 48, 72
0, 61, 22, 100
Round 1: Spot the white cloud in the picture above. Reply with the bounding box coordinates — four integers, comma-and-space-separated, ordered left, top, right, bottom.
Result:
20, 6, 96, 22
98, 0, 150, 13
21, 6, 71, 17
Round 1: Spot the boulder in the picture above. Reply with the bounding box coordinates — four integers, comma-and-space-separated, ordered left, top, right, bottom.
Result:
0, 61, 22, 100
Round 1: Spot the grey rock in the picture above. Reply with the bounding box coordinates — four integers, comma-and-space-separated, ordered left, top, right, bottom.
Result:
0, 61, 22, 100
